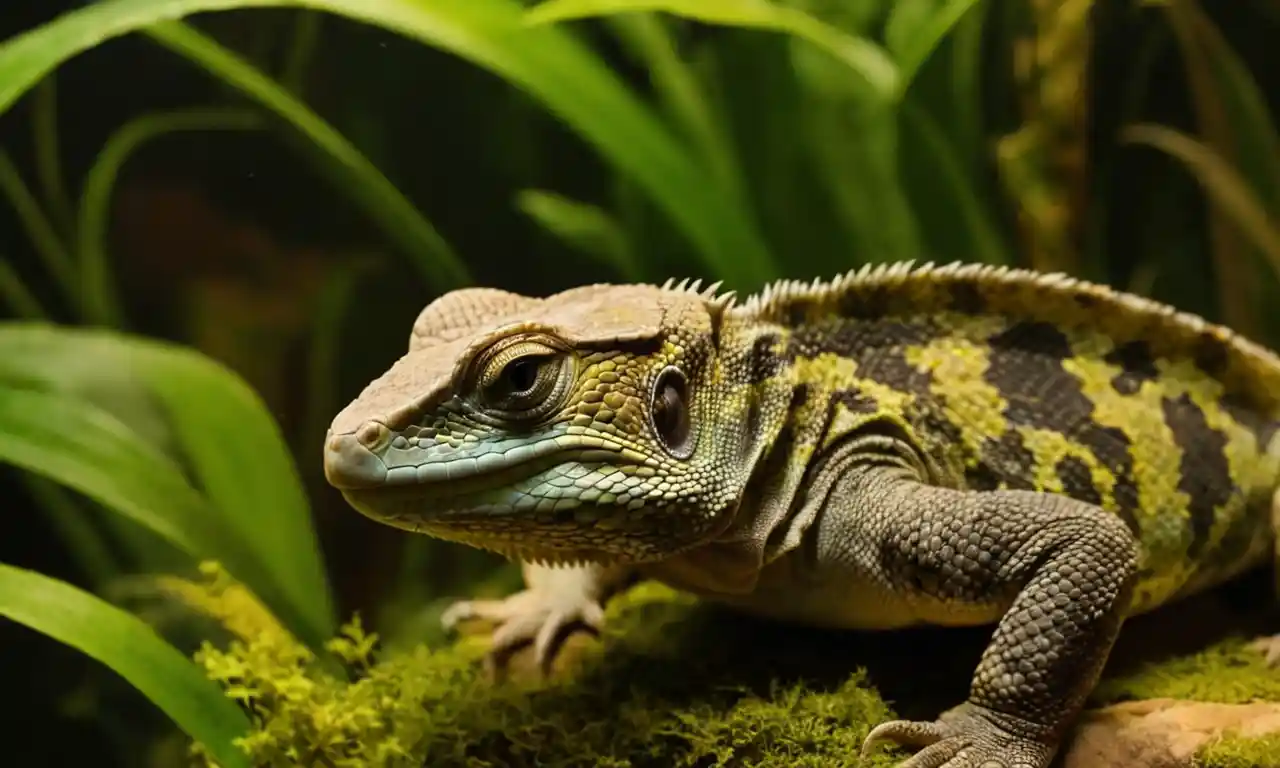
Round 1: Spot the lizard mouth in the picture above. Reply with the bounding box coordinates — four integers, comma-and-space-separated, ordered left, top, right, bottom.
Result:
326, 426, 722, 564
339, 473, 720, 563
340, 480, 703, 567
324, 406, 739, 568
323, 421, 627, 490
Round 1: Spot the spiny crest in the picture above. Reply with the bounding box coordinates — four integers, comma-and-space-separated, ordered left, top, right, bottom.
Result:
737, 259, 922, 312
659, 276, 738, 314
734, 260, 1280, 417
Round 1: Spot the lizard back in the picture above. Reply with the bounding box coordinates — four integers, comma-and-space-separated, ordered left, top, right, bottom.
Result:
731, 262, 1280, 613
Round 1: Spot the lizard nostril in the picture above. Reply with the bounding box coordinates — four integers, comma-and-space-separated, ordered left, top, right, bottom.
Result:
357, 421, 389, 450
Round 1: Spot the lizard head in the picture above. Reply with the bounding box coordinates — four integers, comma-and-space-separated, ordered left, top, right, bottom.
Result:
323, 282, 791, 567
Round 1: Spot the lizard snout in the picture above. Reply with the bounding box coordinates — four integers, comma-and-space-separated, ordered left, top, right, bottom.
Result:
324, 428, 389, 489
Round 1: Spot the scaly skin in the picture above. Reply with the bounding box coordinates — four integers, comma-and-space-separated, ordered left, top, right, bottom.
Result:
323, 262, 1280, 768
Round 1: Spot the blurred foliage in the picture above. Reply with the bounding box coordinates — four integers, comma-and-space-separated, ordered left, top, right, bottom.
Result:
0, 0, 1279, 764
0, 562, 253, 768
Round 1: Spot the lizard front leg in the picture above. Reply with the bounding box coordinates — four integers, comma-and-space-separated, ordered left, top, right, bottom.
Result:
819, 464, 1138, 768
442, 561, 635, 676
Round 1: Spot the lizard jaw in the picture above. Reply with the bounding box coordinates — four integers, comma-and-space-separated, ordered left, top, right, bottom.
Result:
336, 478, 722, 567
325, 424, 730, 564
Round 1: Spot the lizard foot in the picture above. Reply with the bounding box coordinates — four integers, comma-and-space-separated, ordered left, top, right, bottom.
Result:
441, 587, 606, 678
861, 703, 1056, 768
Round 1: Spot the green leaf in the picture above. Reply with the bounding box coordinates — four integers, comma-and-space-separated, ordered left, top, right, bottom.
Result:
0, 387, 286, 620
604, 13, 743, 201
525, 0, 900, 101
1159, 0, 1278, 334
78, 107, 266, 329
1123, 124, 1280, 280
790, 42, 920, 264
0, 0, 774, 289
143, 21, 471, 292
899, 100, 1008, 264
0, 564, 251, 768
1168, 0, 1280, 218
31, 76, 74, 239
24, 475, 121, 588
0, 255, 48, 319
885, 0, 985, 92
944, 1, 988, 184
703, 34, 850, 276
0, 150, 77, 311
0, 324, 335, 649
516, 189, 638, 280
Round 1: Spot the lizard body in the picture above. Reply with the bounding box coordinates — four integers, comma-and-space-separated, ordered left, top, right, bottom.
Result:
324, 262, 1280, 768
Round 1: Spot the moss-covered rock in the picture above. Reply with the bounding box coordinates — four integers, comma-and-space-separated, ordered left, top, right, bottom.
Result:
167, 564, 1280, 767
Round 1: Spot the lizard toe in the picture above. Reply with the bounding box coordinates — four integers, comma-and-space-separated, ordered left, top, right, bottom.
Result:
440, 597, 510, 631
441, 587, 607, 679
862, 704, 1056, 768
533, 600, 605, 675
862, 717, 949, 754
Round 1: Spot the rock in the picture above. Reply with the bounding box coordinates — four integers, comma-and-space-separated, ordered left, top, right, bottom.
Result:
1063, 698, 1280, 768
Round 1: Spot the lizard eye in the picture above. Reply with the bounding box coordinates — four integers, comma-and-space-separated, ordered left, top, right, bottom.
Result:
477, 340, 572, 420
650, 366, 694, 459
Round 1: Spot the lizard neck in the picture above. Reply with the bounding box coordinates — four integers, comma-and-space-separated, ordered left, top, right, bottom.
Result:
644, 315, 958, 597
642, 322, 838, 595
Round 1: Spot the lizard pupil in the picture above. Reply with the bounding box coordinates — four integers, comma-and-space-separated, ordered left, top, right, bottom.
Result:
504, 358, 540, 395
651, 367, 692, 457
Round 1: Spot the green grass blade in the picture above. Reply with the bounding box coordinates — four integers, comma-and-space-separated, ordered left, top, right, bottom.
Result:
1123, 124, 1280, 280
0, 255, 49, 319
1170, 0, 1280, 215
281, 9, 323, 94
605, 13, 743, 200
23, 475, 121, 588
946, 0, 987, 167
526, 0, 899, 101
0, 150, 78, 311
143, 21, 470, 292
0, 387, 277, 602
1160, 0, 1266, 333
78, 107, 265, 329
899, 100, 1009, 265
31, 76, 74, 237
0, 323, 335, 648
885, 0, 986, 93
790, 41, 920, 264
516, 189, 639, 280
0, 0, 774, 289
124, 335, 337, 644
0, 563, 251, 768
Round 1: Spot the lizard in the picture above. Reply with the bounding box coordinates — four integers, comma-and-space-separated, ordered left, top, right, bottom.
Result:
322, 261, 1280, 768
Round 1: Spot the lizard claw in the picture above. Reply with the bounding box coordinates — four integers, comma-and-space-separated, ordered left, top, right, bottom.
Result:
861, 703, 1056, 768
441, 588, 606, 678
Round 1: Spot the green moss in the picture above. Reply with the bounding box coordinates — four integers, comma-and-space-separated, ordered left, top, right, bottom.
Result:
1197, 731, 1280, 768
1095, 637, 1280, 705
167, 567, 901, 767
168, 564, 1280, 766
